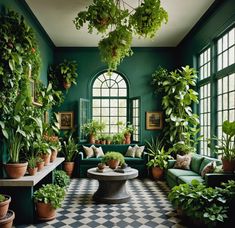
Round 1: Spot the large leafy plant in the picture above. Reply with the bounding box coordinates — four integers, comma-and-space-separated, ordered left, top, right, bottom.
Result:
101, 151, 125, 165
152, 66, 200, 154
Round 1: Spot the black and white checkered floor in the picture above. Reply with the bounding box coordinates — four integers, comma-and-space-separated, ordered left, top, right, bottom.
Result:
15, 178, 187, 228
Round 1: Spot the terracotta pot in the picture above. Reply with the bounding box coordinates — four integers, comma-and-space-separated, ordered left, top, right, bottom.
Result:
63, 162, 75, 177
36, 202, 56, 221
108, 160, 120, 169
0, 195, 11, 219
222, 158, 235, 172
95, 140, 100, 144
36, 161, 45, 171
4, 162, 28, 179
41, 154, 51, 166
50, 149, 58, 162
27, 167, 38, 176
101, 140, 106, 145
124, 133, 131, 144
89, 134, 95, 144
0, 210, 15, 228
63, 81, 71, 89
151, 166, 164, 180
106, 140, 111, 145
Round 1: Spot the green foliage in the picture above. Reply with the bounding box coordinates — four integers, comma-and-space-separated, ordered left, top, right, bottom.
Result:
33, 138, 51, 156
0, 194, 6, 202
152, 66, 200, 154
208, 120, 235, 160
54, 170, 70, 189
130, 0, 168, 38
146, 137, 172, 169
61, 132, 78, 162
81, 120, 106, 136
101, 151, 125, 165
27, 156, 37, 169
168, 180, 232, 227
48, 60, 78, 90
33, 184, 66, 209
112, 132, 125, 144
98, 26, 133, 71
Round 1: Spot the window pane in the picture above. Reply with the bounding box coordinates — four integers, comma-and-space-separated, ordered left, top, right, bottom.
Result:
229, 47, 235, 65
229, 28, 235, 47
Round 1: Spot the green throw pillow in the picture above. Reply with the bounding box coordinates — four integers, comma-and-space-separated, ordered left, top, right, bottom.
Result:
190, 154, 204, 174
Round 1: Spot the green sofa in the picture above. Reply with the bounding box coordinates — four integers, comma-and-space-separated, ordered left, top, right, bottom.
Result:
78, 144, 148, 178
166, 153, 235, 188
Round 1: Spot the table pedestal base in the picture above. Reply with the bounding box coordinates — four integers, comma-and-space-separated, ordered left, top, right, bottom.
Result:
93, 180, 130, 203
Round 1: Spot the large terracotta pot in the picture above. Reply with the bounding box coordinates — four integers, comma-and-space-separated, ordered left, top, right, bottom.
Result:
4, 162, 28, 179
50, 149, 58, 162
124, 133, 131, 144
151, 166, 164, 180
41, 154, 51, 166
222, 158, 235, 172
108, 160, 120, 169
0, 195, 11, 219
63, 162, 75, 177
27, 167, 38, 176
36, 202, 56, 221
0, 210, 15, 228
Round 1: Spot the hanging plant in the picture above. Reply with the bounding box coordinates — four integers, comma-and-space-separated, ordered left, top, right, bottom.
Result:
130, 0, 168, 38
73, 0, 128, 34
98, 26, 133, 71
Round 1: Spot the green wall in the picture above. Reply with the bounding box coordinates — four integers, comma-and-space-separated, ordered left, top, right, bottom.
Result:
178, 0, 235, 66
0, 0, 55, 83
54, 47, 176, 143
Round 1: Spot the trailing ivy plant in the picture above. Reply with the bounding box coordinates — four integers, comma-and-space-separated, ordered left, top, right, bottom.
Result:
130, 0, 168, 38
73, 0, 168, 71
98, 26, 133, 71
152, 66, 200, 154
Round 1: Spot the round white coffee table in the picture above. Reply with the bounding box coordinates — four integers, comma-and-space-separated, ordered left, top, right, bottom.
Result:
87, 167, 138, 203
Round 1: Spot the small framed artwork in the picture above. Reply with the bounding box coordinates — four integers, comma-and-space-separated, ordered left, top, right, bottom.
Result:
30, 79, 42, 107
146, 112, 163, 130
59, 112, 74, 129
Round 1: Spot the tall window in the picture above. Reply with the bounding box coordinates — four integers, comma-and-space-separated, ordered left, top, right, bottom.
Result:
197, 25, 235, 157
131, 98, 140, 142
92, 71, 127, 135
198, 48, 211, 156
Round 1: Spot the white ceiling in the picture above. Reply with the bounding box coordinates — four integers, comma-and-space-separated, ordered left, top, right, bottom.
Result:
25, 0, 215, 47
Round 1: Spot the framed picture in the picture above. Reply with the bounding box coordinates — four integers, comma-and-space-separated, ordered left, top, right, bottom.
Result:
30, 79, 42, 107
146, 112, 163, 130
59, 112, 74, 129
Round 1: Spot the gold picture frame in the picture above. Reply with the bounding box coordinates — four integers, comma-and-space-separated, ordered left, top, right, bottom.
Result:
146, 112, 163, 130
58, 112, 74, 129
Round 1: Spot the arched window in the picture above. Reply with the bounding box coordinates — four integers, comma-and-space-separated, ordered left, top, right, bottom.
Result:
92, 71, 127, 134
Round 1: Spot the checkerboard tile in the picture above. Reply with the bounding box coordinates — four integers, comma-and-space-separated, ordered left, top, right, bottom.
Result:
15, 178, 187, 228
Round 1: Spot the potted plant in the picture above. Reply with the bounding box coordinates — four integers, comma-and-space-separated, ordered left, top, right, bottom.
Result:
36, 157, 45, 172
105, 135, 112, 145
0, 210, 15, 228
208, 120, 235, 172
27, 156, 38, 176
101, 151, 125, 169
61, 133, 78, 177
122, 122, 136, 144
130, 0, 168, 38
82, 120, 106, 144
33, 184, 66, 221
54, 170, 70, 190
146, 138, 172, 179
112, 132, 125, 144
34, 139, 51, 166
0, 194, 11, 219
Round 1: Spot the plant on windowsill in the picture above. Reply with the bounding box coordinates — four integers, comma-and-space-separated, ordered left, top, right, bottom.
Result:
122, 122, 136, 144
101, 151, 125, 169
33, 184, 66, 221
208, 120, 235, 172
146, 137, 172, 180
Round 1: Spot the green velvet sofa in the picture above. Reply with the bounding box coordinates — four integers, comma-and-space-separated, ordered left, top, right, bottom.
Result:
78, 144, 148, 178
166, 153, 235, 188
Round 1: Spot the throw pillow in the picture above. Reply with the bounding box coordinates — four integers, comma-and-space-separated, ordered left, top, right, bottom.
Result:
174, 154, 191, 170
83, 145, 95, 158
93, 146, 104, 158
125, 146, 136, 157
135, 145, 145, 158
201, 161, 216, 178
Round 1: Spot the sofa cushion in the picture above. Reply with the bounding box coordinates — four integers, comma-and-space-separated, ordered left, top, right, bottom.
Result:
125, 145, 136, 157
93, 146, 104, 158
83, 145, 95, 158
199, 157, 219, 174
201, 161, 216, 178
190, 154, 204, 174
135, 145, 145, 158
167, 168, 198, 182
178, 175, 204, 185
80, 157, 102, 165
174, 154, 192, 170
